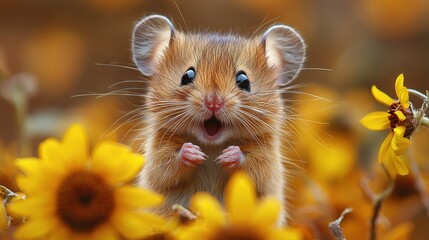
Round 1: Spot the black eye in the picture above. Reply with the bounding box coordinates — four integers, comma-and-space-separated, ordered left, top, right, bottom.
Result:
236, 71, 250, 92
181, 67, 195, 86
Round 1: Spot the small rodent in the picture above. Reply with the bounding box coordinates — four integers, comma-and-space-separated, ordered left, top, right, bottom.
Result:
131, 15, 305, 224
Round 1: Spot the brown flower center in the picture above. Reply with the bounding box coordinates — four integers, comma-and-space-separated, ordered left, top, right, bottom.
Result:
210, 226, 265, 240
387, 101, 414, 138
56, 171, 115, 232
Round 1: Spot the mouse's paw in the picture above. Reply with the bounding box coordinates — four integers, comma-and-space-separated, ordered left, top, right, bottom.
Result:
179, 142, 206, 167
217, 146, 244, 168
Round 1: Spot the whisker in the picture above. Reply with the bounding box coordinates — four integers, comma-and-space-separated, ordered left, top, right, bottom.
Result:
108, 80, 148, 89
96, 106, 144, 146
95, 62, 140, 71
173, 0, 188, 31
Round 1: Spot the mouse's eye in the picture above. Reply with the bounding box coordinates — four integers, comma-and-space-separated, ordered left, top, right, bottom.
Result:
236, 71, 250, 92
181, 67, 196, 86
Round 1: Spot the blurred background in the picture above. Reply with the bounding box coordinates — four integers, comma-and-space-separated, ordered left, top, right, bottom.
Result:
0, 0, 429, 239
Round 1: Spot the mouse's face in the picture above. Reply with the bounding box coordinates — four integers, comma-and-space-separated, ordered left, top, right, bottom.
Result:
132, 15, 305, 145
149, 34, 282, 144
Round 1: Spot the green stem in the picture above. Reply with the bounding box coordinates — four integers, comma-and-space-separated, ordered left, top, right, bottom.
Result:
370, 164, 394, 240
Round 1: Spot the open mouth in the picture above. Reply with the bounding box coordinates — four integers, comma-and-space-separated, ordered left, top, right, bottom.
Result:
203, 116, 222, 139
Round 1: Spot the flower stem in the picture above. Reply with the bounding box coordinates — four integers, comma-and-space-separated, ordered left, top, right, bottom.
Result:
370, 164, 394, 240
408, 88, 427, 100
0, 185, 17, 205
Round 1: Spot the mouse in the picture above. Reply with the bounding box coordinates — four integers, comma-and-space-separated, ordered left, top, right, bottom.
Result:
131, 15, 305, 224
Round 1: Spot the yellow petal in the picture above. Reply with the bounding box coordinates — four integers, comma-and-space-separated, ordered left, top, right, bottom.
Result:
47, 225, 71, 240
392, 126, 410, 155
39, 138, 62, 166
250, 197, 281, 227
176, 225, 209, 240
0, 203, 9, 232
15, 158, 44, 176
115, 185, 163, 209
111, 210, 153, 239
378, 132, 394, 164
38, 139, 74, 175
138, 213, 167, 229
360, 111, 390, 130
62, 124, 89, 169
391, 155, 409, 176
91, 224, 117, 240
190, 192, 226, 228
15, 174, 59, 196
394, 111, 406, 121
372, 85, 394, 106
394, 74, 405, 98
268, 228, 303, 240
14, 218, 58, 239
15, 175, 40, 195
7, 197, 55, 219
398, 87, 410, 110
92, 142, 144, 185
225, 172, 256, 223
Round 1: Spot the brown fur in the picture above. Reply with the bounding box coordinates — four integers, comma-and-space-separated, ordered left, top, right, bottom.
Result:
132, 15, 305, 225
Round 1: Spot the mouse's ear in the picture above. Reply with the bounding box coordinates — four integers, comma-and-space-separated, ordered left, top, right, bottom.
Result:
132, 15, 175, 76
262, 25, 305, 86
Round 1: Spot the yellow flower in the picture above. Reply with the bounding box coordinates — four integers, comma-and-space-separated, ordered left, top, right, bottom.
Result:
360, 74, 415, 176
0, 197, 9, 233
176, 172, 303, 240
9, 124, 164, 240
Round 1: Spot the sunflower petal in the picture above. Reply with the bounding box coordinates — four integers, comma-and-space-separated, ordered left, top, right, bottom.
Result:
92, 142, 144, 185
61, 124, 89, 169
39, 139, 62, 168
371, 85, 394, 106
191, 192, 226, 228
47, 225, 71, 240
225, 172, 256, 223
38, 139, 79, 175
91, 224, 117, 240
378, 132, 394, 164
112, 210, 154, 239
15, 158, 44, 176
392, 126, 410, 155
138, 213, 167, 229
398, 87, 410, 110
250, 197, 281, 227
391, 155, 409, 176
8, 197, 54, 218
394, 111, 406, 121
176, 225, 208, 240
14, 218, 57, 239
15, 175, 58, 196
268, 228, 303, 240
394, 74, 405, 96
360, 111, 390, 130
116, 186, 163, 209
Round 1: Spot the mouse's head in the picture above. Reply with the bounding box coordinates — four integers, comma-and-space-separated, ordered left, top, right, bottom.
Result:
132, 15, 305, 145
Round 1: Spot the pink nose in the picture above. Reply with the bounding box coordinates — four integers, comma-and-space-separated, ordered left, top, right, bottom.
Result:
204, 94, 225, 112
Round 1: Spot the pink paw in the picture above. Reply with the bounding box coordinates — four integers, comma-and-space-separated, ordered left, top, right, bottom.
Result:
217, 146, 244, 168
179, 143, 206, 167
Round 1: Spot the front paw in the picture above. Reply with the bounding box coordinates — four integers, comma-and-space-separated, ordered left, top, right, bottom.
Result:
179, 142, 207, 167
217, 146, 244, 168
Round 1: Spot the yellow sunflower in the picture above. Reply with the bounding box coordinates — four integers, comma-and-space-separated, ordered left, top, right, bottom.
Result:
360, 74, 415, 176
175, 172, 303, 240
8, 124, 164, 240
0, 197, 8, 233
